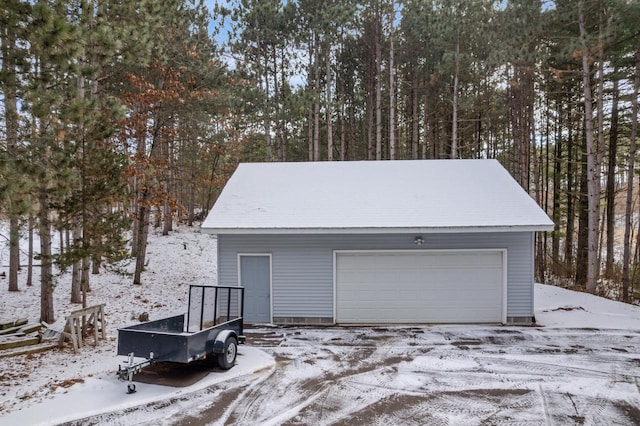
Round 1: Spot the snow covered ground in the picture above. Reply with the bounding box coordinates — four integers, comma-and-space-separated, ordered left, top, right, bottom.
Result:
1, 226, 640, 425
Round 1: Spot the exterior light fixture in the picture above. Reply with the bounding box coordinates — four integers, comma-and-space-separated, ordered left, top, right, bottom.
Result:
414, 236, 424, 246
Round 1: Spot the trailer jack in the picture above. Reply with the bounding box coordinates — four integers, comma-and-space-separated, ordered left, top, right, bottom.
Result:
117, 352, 154, 394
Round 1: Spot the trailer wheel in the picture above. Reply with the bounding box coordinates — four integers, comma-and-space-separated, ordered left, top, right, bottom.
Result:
217, 335, 237, 370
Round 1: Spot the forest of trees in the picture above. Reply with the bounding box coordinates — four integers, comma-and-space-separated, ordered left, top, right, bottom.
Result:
1, 0, 639, 322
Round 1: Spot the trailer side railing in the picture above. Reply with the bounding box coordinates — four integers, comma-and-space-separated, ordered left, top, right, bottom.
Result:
186, 285, 244, 333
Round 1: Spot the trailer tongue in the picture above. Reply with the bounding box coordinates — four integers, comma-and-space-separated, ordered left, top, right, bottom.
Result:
117, 285, 245, 393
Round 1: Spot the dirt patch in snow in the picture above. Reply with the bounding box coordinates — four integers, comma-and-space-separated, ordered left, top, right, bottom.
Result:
131, 360, 218, 388
550, 306, 586, 312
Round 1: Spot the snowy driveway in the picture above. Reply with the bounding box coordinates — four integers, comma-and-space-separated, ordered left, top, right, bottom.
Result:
172, 325, 640, 425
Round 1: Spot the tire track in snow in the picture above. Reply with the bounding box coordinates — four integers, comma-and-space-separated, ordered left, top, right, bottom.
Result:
538, 384, 551, 426
345, 394, 443, 426
226, 338, 410, 424
489, 356, 640, 382
254, 385, 329, 426
221, 354, 340, 425
582, 396, 612, 425
249, 349, 415, 425
209, 365, 277, 426
581, 363, 617, 425
328, 364, 536, 424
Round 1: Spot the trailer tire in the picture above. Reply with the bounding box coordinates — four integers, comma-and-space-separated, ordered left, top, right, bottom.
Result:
217, 335, 237, 370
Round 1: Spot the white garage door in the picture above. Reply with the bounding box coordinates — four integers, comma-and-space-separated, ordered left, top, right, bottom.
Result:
335, 250, 505, 324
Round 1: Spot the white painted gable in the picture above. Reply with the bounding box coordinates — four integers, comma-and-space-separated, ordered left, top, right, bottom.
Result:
201, 159, 554, 234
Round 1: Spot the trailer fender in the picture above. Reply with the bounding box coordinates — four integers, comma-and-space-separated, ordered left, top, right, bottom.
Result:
212, 330, 237, 354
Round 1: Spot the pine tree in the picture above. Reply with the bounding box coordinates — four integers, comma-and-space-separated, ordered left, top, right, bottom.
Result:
1, 0, 32, 292
126, 0, 230, 284
24, 0, 79, 322
53, 0, 134, 305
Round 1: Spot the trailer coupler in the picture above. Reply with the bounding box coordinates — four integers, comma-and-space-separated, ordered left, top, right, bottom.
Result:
117, 352, 155, 394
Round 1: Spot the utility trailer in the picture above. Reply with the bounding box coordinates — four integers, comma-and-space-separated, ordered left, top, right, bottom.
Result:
117, 285, 244, 393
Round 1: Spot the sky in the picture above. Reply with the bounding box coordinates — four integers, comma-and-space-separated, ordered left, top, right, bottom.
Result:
205, 0, 234, 44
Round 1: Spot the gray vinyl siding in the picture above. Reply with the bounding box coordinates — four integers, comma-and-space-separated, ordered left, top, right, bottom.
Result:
217, 232, 535, 322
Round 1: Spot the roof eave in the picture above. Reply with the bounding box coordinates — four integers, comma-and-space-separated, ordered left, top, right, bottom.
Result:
200, 224, 555, 235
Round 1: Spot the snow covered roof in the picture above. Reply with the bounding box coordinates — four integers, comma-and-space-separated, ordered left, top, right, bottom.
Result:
201, 159, 554, 234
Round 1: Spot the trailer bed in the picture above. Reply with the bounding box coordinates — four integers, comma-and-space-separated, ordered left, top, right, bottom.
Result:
117, 315, 243, 363
117, 285, 245, 364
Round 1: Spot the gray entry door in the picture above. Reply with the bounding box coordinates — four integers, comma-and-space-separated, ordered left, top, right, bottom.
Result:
239, 255, 271, 323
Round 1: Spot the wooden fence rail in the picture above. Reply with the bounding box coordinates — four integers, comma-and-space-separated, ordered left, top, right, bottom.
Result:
59, 304, 106, 353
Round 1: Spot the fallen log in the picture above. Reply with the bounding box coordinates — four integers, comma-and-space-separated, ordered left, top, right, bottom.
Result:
0, 322, 42, 337
19, 323, 42, 334
0, 342, 58, 359
0, 325, 25, 336
0, 318, 28, 330
0, 335, 41, 351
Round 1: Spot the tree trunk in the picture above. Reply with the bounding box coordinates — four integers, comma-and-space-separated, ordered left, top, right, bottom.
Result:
133, 197, 150, 285
27, 215, 34, 287
326, 43, 334, 161
451, 40, 460, 159
81, 256, 90, 308
92, 227, 101, 274
349, 100, 356, 161
579, 2, 599, 294
307, 104, 314, 162
605, 74, 619, 277
622, 33, 640, 302
272, 46, 283, 162
542, 94, 551, 277
412, 72, 419, 160
8, 218, 19, 292
375, 11, 382, 161
576, 122, 589, 287
92, 257, 100, 275
163, 137, 174, 235
279, 44, 288, 161
162, 198, 172, 236
595, 3, 606, 275
508, 66, 533, 191
263, 57, 273, 161
188, 151, 196, 226
307, 37, 314, 162
534, 131, 544, 282
565, 110, 576, 272
131, 102, 145, 257
39, 189, 54, 324
313, 36, 320, 161
552, 100, 562, 276
339, 93, 346, 161
389, 8, 396, 161
367, 78, 374, 160
424, 87, 432, 159
4, 23, 20, 292
71, 223, 82, 303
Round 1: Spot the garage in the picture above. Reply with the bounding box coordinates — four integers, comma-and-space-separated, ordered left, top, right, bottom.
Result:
203, 160, 555, 325
335, 250, 506, 324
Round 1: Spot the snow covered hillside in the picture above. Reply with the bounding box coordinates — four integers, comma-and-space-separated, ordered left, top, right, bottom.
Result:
0, 227, 222, 418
